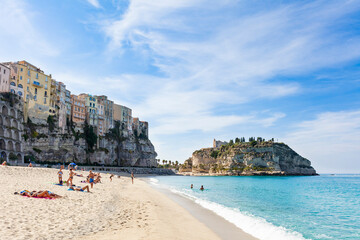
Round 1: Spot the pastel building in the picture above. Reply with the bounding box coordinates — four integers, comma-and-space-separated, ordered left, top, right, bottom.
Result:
1, 62, 24, 98
113, 103, 132, 131
70, 95, 86, 124
65, 89, 71, 120
97, 101, 105, 136
78, 94, 98, 126
56, 82, 67, 132
2, 61, 52, 121
0, 63, 10, 93
132, 118, 149, 138
96, 95, 113, 134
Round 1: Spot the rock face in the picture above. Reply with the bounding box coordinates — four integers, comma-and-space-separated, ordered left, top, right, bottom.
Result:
22, 121, 157, 167
181, 141, 317, 176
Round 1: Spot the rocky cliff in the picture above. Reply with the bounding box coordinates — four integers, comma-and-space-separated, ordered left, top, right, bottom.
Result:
23, 120, 157, 167
180, 141, 317, 176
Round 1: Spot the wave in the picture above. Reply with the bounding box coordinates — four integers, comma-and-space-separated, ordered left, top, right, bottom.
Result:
148, 178, 159, 185
169, 188, 309, 240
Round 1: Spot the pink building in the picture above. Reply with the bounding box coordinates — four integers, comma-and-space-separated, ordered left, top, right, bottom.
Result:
0, 63, 10, 93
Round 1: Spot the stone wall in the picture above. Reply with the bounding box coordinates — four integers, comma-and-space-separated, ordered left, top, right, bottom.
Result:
0, 93, 25, 164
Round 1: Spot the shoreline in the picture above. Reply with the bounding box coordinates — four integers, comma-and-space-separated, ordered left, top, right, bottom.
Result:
145, 178, 258, 240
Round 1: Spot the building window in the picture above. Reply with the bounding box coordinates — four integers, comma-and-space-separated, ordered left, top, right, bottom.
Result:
20, 76, 22, 80
34, 95, 37, 101
18, 84, 23, 88
27, 87, 29, 91
44, 98, 46, 104
26, 95, 29, 100
45, 84, 47, 89
27, 78, 30, 84
44, 91, 47, 97
36, 73, 38, 79
45, 76, 48, 82
35, 88, 37, 94
28, 70, 30, 76
18, 91, 22, 96
21, 68, 23, 72
10, 82, 16, 86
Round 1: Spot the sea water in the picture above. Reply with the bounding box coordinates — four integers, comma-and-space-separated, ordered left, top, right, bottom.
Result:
149, 175, 360, 240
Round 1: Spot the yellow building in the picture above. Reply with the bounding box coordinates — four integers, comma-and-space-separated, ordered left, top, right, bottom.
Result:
3, 61, 54, 121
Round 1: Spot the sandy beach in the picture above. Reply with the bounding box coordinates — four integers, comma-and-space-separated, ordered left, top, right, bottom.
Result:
0, 166, 255, 240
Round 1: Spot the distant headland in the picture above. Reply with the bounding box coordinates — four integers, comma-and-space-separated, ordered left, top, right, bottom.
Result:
179, 138, 317, 176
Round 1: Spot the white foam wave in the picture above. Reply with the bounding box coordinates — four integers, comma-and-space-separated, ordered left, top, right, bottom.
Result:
169, 188, 309, 240
149, 178, 159, 185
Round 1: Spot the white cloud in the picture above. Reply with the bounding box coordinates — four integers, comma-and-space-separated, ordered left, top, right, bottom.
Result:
87, 0, 101, 8
284, 110, 360, 173
0, 0, 59, 60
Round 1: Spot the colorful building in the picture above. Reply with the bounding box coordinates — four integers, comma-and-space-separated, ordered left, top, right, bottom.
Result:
65, 89, 71, 121
97, 101, 105, 136
57, 82, 67, 132
78, 94, 98, 127
1, 62, 24, 98
96, 95, 114, 134
70, 95, 86, 124
113, 104, 132, 131
2, 61, 52, 121
0, 63, 10, 93
132, 118, 149, 138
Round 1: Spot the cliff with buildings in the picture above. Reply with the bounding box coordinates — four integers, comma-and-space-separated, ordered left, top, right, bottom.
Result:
0, 60, 158, 167
22, 118, 157, 167
180, 139, 317, 176
0, 92, 158, 167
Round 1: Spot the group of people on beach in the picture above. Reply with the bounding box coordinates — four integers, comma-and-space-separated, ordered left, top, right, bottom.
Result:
3, 160, 136, 199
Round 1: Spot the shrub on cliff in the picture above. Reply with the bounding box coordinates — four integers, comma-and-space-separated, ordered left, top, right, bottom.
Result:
210, 150, 219, 159
83, 121, 97, 153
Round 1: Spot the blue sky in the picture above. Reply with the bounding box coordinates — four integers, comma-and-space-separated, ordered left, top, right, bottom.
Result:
1, 0, 360, 173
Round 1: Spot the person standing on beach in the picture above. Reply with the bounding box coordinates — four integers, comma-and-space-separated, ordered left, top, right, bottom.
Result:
28, 162, 33, 167
88, 170, 95, 188
58, 168, 63, 185
110, 174, 114, 182
131, 171, 134, 184
67, 169, 75, 186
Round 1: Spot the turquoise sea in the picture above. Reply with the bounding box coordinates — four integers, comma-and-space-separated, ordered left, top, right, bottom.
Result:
149, 175, 360, 240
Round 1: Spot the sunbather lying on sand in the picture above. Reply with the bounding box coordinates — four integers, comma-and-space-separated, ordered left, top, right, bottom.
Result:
69, 185, 90, 192
15, 190, 62, 199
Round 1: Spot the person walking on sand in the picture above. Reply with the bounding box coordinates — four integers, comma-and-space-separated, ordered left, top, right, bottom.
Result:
200, 185, 204, 191
67, 169, 75, 186
88, 170, 95, 188
131, 171, 134, 184
58, 168, 63, 185
110, 174, 114, 182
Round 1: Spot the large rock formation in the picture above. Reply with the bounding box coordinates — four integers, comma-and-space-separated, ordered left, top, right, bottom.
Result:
22, 121, 158, 167
180, 141, 317, 176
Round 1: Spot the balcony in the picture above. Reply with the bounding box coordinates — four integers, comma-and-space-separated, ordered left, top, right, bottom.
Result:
32, 81, 43, 88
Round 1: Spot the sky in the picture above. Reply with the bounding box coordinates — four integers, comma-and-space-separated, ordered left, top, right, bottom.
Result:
0, 0, 359, 173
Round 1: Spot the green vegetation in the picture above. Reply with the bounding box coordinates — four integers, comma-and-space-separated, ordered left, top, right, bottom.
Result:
210, 150, 220, 158
83, 121, 97, 153
47, 115, 56, 132
33, 147, 42, 154
9, 153, 17, 161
